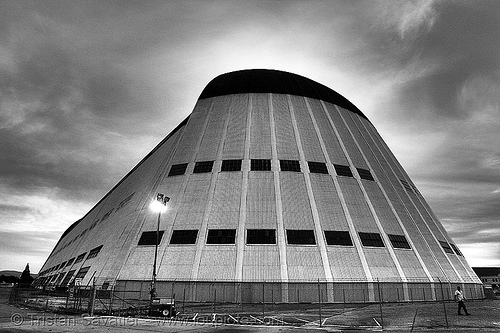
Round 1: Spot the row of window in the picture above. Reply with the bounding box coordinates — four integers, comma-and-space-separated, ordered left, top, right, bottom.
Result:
168, 159, 374, 180
481, 278, 499, 283
38, 245, 103, 277
54, 192, 135, 257
37, 236, 462, 285
137, 229, 415, 249
38, 265, 90, 287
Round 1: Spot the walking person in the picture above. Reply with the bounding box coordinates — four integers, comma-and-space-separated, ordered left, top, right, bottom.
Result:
454, 286, 470, 315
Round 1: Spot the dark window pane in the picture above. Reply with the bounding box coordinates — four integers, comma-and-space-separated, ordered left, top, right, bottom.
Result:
168, 163, 188, 176
359, 232, 384, 247
308, 161, 328, 174
334, 164, 353, 177
221, 159, 242, 172
55, 273, 65, 285
138, 231, 165, 245
75, 266, 90, 279
193, 161, 214, 173
246, 229, 276, 244
117, 192, 135, 210
400, 179, 414, 193
286, 230, 316, 245
388, 234, 411, 249
207, 229, 236, 244
87, 245, 103, 259
439, 240, 454, 254
251, 159, 271, 171
324, 231, 353, 246
66, 258, 74, 267
357, 168, 374, 181
60, 270, 75, 286
74, 253, 87, 263
450, 243, 463, 256
280, 160, 301, 172
170, 230, 198, 244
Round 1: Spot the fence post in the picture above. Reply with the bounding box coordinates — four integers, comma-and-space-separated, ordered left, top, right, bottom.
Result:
212, 287, 216, 314
240, 283, 243, 313
318, 279, 322, 327
410, 308, 418, 333
262, 281, 265, 317
109, 287, 114, 315
377, 279, 384, 329
271, 288, 274, 313
342, 287, 346, 313
438, 277, 449, 328
90, 286, 97, 316
182, 288, 186, 314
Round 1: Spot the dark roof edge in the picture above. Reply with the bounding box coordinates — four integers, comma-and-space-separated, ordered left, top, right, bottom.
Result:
199, 69, 368, 121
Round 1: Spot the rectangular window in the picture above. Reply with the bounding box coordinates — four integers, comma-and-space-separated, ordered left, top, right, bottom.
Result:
308, 161, 328, 174
334, 164, 353, 177
286, 230, 316, 245
324, 231, 353, 246
251, 159, 271, 171
193, 161, 214, 173
207, 229, 236, 244
246, 229, 276, 244
117, 192, 135, 210
280, 160, 301, 172
86, 245, 103, 259
138, 231, 165, 246
59, 261, 67, 268
55, 273, 65, 285
75, 266, 90, 279
170, 230, 198, 244
439, 241, 454, 254
400, 179, 414, 193
221, 159, 242, 172
410, 183, 421, 196
357, 168, 374, 181
101, 208, 114, 222
168, 163, 188, 176
388, 234, 411, 249
74, 253, 87, 264
66, 258, 75, 267
60, 270, 75, 286
450, 243, 463, 256
359, 232, 385, 247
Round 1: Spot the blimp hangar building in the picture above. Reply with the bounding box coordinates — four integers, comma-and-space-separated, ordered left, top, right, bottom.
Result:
35, 69, 483, 303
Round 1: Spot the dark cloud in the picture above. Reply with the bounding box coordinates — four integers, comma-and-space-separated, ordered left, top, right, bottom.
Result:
395, 1, 500, 120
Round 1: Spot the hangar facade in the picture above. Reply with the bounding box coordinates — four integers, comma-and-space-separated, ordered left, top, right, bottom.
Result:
35, 69, 483, 302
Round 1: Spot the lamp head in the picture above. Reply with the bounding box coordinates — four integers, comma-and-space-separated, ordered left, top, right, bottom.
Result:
150, 193, 169, 212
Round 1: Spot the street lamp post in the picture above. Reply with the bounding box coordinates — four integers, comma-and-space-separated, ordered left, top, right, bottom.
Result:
149, 193, 169, 301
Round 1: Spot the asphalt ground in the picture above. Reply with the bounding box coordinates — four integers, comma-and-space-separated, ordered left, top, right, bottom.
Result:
1, 287, 499, 332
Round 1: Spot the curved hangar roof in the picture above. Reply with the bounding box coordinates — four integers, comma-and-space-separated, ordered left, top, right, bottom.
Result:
199, 69, 367, 120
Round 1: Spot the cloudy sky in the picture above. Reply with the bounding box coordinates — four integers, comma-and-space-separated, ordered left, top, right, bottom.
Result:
1, 0, 499, 273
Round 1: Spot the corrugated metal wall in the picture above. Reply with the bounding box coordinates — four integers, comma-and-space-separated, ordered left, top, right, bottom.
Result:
38, 90, 481, 303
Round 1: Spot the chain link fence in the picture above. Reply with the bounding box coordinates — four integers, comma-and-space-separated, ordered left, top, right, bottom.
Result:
8, 278, 486, 330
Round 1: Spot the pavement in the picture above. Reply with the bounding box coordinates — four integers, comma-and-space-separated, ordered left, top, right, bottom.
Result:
1, 286, 499, 332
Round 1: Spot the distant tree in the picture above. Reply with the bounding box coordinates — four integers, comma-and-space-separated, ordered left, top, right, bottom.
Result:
19, 264, 34, 286
0, 275, 18, 284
